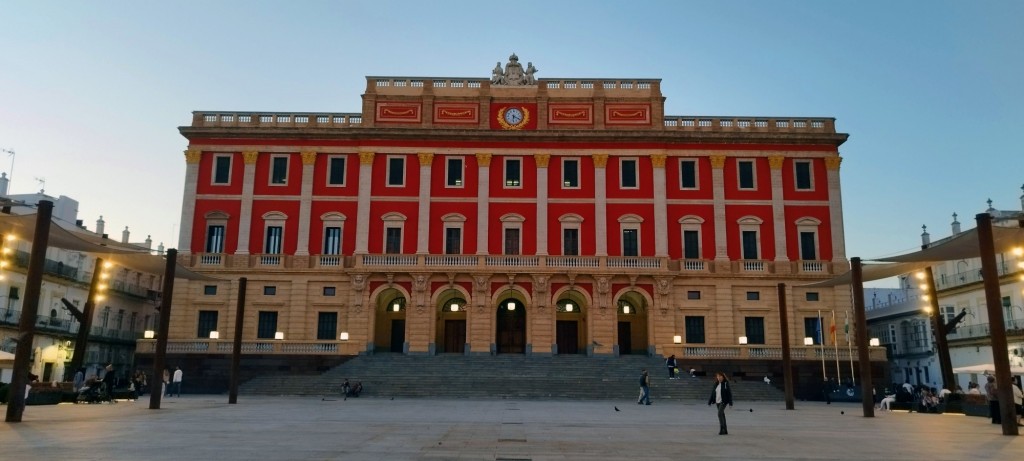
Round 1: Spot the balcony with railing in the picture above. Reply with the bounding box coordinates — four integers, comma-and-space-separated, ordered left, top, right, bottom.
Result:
664, 345, 887, 361
191, 112, 363, 128
934, 257, 1021, 291
662, 116, 835, 134
136, 339, 360, 355
946, 318, 1024, 342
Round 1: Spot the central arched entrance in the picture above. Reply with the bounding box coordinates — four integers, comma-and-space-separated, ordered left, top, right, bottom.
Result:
496, 298, 526, 354
616, 291, 648, 355
435, 289, 467, 354
555, 288, 587, 354
374, 290, 407, 353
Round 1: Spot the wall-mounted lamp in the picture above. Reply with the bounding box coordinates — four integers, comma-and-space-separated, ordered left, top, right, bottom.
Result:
673, 335, 682, 344
869, 338, 880, 347
803, 337, 814, 346
274, 331, 284, 340
738, 336, 748, 345
339, 332, 349, 341
144, 330, 155, 339
209, 331, 219, 340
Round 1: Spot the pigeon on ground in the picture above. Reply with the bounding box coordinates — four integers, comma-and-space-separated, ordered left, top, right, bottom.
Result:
614, 406, 620, 412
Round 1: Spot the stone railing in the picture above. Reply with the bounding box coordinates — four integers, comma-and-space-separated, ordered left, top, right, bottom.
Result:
665, 345, 887, 361
136, 339, 361, 355
663, 116, 835, 133
191, 112, 363, 128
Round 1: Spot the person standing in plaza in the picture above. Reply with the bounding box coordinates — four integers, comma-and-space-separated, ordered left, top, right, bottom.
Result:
162, 368, 170, 397
637, 368, 651, 405
72, 367, 86, 393
984, 375, 1000, 424
707, 372, 733, 435
171, 366, 183, 397
666, 355, 677, 379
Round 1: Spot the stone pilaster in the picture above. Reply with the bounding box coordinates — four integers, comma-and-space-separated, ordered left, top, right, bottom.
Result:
709, 155, 728, 265
535, 153, 550, 255
178, 149, 202, 255
355, 152, 375, 255
593, 153, 609, 256
768, 156, 789, 271
651, 154, 668, 257
416, 153, 434, 254
476, 153, 491, 255
235, 151, 259, 256
295, 151, 317, 258
825, 156, 847, 263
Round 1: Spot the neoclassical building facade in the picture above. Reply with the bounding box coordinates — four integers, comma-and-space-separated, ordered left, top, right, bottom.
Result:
165, 56, 872, 370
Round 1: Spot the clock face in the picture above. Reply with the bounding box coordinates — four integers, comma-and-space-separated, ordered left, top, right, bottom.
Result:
504, 107, 524, 125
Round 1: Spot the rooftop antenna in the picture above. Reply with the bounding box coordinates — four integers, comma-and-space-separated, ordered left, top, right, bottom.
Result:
0, 148, 13, 191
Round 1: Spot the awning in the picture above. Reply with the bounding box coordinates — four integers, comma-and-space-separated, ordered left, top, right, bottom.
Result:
800, 260, 935, 288
877, 226, 1024, 264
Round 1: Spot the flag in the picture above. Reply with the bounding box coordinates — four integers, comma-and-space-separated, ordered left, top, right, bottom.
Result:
844, 311, 851, 343
829, 318, 837, 345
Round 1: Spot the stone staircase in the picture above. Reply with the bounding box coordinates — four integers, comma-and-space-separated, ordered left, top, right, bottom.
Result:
240, 354, 786, 401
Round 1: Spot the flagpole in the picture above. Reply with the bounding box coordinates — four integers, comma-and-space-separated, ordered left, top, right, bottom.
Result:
833, 310, 841, 385
818, 309, 826, 381
847, 309, 856, 386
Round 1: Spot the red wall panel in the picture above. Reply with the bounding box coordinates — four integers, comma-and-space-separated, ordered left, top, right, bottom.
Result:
428, 201, 479, 254
664, 156, 714, 200
430, 154, 479, 199
309, 200, 360, 255
368, 201, 419, 253
370, 153, 419, 198
546, 155, 594, 200
605, 203, 656, 256
312, 153, 359, 197
722, 158, 772, 201
784, 205, 834, 261
781, 158, 831, 201
488, 202, 537, 255
605, 156, 654, 200
547, 203, 597, 256
666, 204, 715, 259
490, 154, 538, 199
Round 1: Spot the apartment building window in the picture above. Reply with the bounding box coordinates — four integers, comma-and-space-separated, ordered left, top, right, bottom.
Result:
263, 286, 276, 295
213, 154, 232, 185
504, 157, 521, 187
323, 227, 341, 255
387, 155, 405, 186
257, 311, 278, 339
620, 158, 638, 189
737, 159, 755, 190
620, 214, 642, 257
804, 317, 822, 345
683, 230, 700, 259
679, 159, 698, 189
794, 160, 813, 190
327, 156, 347, 186
746, 291, 760, 301
270, 155, 288, 185
197, 310, 218, 338
685, 316, 705, 344
317, 312, 338, 340
745, 317, 765, 344
741, 231, 759, 260
205, 224, 225, 253
446, 157, 464, 187
323, 286, 336, 296
562, 158, 580, 188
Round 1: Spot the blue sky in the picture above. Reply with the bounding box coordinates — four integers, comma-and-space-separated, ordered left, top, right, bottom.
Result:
1, 1, 1021, 285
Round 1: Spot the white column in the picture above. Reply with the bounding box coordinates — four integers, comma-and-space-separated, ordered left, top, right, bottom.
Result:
235, 151, 259, 255
710, 155, 728, 261
416, 153, 433, 254
535, 153, 549, 255
476, 153, 491, 255
355, 152, 375, 255
593, 154, 609, 256
177, 149, 201, 255
769, 156, 788, 262
826, 156, 847, 263
295, 151, 317, 256
651, 154, 669, 257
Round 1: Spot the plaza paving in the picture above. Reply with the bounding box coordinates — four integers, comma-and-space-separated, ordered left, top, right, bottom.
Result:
1, 395, 1020, 460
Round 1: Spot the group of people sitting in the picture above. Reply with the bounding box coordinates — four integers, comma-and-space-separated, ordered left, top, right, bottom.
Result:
341, 379, 363, 399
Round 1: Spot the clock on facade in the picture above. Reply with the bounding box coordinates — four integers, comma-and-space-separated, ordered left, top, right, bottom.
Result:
497, 106, 530, 130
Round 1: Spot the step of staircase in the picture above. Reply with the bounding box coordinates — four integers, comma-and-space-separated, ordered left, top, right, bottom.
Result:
240, 354, 787, 401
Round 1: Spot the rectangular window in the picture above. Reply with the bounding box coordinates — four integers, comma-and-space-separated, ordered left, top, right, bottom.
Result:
263, 286, 276, 296
563, 158, 579, 188
205, 225, 225, 253
685, 316, 705, 344
446, 157, 463, 187
264, 226, 283, 254
622, 229, 639, 257
741, 230, 758, 259
687, 290, 701, 300
328, 156, 346, 186
800, 231, 817, 260
795, 161, 812, 190
563, 228, 579, 256
444, 227, 462, 255
683, 230, 700, 259
203, 285, 217, 296
387, 156, 405, 186
745, 317, 765, 344
738, 160, 755, 189
385, 227, 402, 254
317, 312, 338, 340
804, 317, 822, 345
257, 311, 278, 339
680, 159, 697, 189
620, 158, 638, 189
805, 292, 820, 302
746, 291, 760, 301
213, 155, 231, 184
197, 310, 218, 338
271, 156, 288, 184
504, 228, 520, 255
323, 286, 336, 296
505, 158, 521, 187
323, 227, 341, 255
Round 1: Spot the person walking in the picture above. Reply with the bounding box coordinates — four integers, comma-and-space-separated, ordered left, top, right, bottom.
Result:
162, 368, 170, 397
171, 366, 183, 397
637, 369, 651, 405
707, 372, 733, 435
985, 375, 1000, 424
666, 355, 677, 379
72, 367, 86, 393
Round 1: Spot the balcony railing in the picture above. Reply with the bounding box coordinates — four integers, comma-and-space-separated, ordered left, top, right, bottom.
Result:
740, 260, 766, 272
934, 257, 1021, 291
546, 256, 600, 268
424, 255, 480, 266
666, 345, 887, 361
946, 318, 1024, 341
136, 339, 360, 355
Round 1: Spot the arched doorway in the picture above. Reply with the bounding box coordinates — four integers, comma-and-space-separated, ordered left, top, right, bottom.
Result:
436, 289, 467, 354
555, 288, 587, 355
616, 292, 648, 355
496, 297, 526, 354
374, 290, 407, 353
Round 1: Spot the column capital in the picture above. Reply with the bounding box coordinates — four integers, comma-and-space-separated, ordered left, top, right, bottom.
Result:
476, 153, 492, 167
184, 149, 201, 164
650, 154, 667, 168
359, 152, 375, 165
301, 151, 317, 165
709, 155, 726, 169
768, 156, 785, 170
242, 151, 259, 165
592, 153, 609, 168
418, 152, 434, 166
825, 156, 843, 171
534, 153, 550, 168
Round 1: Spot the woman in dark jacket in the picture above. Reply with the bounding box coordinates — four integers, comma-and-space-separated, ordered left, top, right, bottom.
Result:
707, 372, 734, 435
